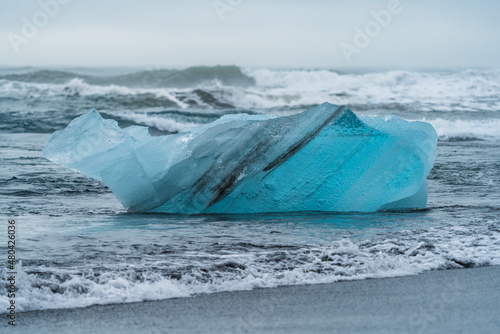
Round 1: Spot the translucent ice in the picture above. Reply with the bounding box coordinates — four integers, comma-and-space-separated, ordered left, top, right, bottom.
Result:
42, 103, 438, 213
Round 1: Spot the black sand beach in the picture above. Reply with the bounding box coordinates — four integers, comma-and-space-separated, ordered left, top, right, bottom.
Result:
6, 266, 500, 334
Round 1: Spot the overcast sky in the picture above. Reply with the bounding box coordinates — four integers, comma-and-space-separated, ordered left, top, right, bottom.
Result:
1, 0, 499, 69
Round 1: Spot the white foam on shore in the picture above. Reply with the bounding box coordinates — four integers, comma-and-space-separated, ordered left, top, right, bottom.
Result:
2, 220, 499, 313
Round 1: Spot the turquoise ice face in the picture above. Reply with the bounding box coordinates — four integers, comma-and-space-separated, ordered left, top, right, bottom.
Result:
43, 103, 437, 214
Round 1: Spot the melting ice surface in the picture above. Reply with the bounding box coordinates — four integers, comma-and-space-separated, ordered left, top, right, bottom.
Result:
43, 103, 437, 213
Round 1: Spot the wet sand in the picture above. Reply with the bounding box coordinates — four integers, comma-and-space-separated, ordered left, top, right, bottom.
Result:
6, 266, 500, 333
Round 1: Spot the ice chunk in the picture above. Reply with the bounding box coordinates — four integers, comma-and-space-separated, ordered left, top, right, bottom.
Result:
42, 103, 437, 213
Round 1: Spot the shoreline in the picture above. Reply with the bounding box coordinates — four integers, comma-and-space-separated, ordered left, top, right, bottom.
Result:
6, 266, 500, 333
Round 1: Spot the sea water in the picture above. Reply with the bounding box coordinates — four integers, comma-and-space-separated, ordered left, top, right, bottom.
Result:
1, 66, 499, 312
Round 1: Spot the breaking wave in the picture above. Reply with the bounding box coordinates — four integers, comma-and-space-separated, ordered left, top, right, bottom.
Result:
428, 118, 500, 141
0, 65, 255, 88
1, 66, 499, 139
1, 67, 499, 112
1, 219, 499, 313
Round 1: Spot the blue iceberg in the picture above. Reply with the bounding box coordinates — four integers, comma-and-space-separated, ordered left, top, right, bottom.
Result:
42, 103, 437, 213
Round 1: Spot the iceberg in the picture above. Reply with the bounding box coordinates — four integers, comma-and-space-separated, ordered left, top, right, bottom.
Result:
42, 103, 437, 213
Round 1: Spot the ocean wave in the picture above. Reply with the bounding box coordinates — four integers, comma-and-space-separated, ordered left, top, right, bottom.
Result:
104, 112, 200, 133
238, 68, 500, 112
0, 65, 255, 88
2, 221, 499, 313
1, 67, 499, 112
1, 67, 500, 139
0, 79, 238, 110
2, 107, 499, 143
427, 118, 500, 141
0, 108, 246, 134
